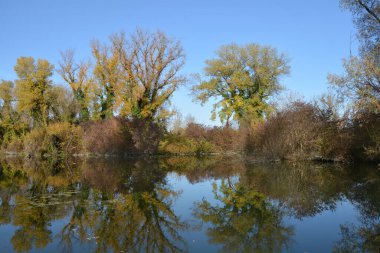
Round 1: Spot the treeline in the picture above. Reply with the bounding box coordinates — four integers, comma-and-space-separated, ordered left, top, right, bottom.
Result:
0, 0, 379, 163
0, 30, 185, 157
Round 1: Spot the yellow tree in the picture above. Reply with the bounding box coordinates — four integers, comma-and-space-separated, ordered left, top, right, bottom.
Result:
111, 29, 186, 120
0, 80, 23, 143
58, 50, 92, 122
193, 43, 290, 126
91, 41, 121, 120
14, 57, 54, 128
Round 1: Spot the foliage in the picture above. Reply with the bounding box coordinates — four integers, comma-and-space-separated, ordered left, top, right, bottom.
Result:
340, 0, 380, 54
331, 0, 380, 116
82, 117, 163, 155
159, 134, 216, 155
350, 111, 380, 161
248, 101, 351, 161
23, 122, 83, 158
328, 54, 380, 113
193, 43, 290, 125
111, 29, 186, 120
58, 50, 92, 122
0, 80, 27, 145
82, 117, 132, 155
14, 57, 54, 128
91, 40, 121, 120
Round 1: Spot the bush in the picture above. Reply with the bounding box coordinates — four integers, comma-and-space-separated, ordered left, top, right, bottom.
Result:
23, 122, 83, 158
127, 118, 163, 154
350, 111, 380, 162
248, 102, 320, 160
159, 134, 197, 154
82, 117, 131, 155
82, 117, 163, 155
159, 134, 216, 155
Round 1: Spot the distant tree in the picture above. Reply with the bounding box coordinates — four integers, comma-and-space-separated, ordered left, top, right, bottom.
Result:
170, 109, 183, 133
111, 29, 186, 121
193, 43, 290, 126
58, 50, 92, 122
14, 57, 54, 128
184, 114, 196, 126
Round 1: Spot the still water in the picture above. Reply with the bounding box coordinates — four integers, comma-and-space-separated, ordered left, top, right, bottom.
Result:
0, 156, 379, 253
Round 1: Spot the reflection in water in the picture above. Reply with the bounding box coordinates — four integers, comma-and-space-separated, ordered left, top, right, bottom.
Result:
332, 165, 380, 253
193, 180, 293, 253
0, 157, 380, 252
333, 221, 380, 253
0, 158, 188, 253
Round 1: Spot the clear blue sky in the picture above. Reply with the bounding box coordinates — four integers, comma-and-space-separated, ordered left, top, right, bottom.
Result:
0, 0, 355, 125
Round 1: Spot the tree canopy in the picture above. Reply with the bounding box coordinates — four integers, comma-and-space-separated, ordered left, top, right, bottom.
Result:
193, 43, 290, 126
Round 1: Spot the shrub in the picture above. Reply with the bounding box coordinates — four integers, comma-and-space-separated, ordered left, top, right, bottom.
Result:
23, 122, 83, 158
180, 123, 246, 153
159, 134, 216, 155
248, 102, 334, 160
82, 117, 132, 155
350, 111, 380, 162
126, 118, 163, 154
82, 117, 163, 155
159, 134, 197, 154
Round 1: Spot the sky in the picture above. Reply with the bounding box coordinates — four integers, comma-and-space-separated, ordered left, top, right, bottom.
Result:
0, 0, 356, 125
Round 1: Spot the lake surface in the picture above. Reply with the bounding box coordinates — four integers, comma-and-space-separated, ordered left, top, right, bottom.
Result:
0, 156, 379, 253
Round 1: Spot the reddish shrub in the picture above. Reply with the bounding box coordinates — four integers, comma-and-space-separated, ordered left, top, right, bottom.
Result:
82, 117, 163, 155
82, 117, 131, 155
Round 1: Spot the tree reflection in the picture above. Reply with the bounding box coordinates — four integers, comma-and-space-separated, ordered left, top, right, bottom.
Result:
59, 188, 187, 253
0, 158, 188, 253
333, 165, 380, 253
2, 156, 380, 253
333, 222, 380, 253
193, 180, 293, 253
69, 158, 188, 252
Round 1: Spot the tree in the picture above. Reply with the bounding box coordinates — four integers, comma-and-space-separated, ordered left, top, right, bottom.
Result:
14, 57, 54, 128
193, 43, 290, 126
0, 80, 25, 143
340, 0, 380, 54
58, 50, 92, 122
330, 0, 380, 112
328, 54, 380, 112
111, 29, 186, 120
91, 41, 121, 120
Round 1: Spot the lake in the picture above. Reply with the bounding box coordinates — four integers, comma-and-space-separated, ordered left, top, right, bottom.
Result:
0, 156, 379, 253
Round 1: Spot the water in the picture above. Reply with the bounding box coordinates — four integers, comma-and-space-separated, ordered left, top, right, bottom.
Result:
0, 156, 379, 253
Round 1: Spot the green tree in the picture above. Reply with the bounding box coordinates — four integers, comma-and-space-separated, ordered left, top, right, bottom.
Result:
193, 43, 290, 126
14, 57, 54, 128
